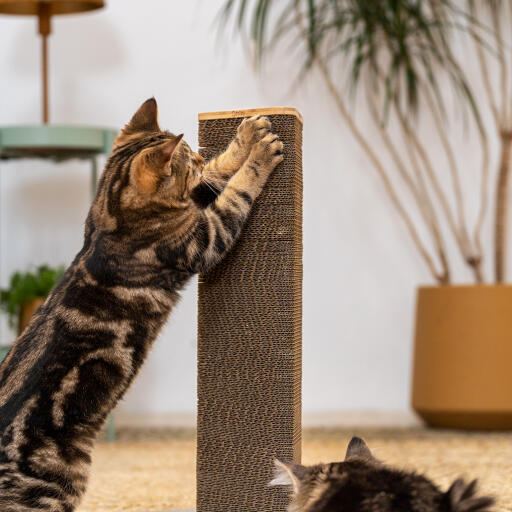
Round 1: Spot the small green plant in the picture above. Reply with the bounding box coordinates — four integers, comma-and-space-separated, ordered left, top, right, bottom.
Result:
0, 265, 65, 329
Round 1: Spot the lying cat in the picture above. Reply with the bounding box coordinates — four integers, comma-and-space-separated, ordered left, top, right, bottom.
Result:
0, 98, 283, 512
271, 437, 494, 512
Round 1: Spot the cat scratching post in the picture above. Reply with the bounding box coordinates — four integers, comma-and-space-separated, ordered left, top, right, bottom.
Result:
197, 108, 303, 511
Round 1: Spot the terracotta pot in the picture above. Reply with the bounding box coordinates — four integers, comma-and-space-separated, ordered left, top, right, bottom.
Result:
411, 285, 512, 430
18, 297, 45, 335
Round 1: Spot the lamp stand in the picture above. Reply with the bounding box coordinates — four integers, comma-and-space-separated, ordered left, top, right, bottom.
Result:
38, 2, 51, 124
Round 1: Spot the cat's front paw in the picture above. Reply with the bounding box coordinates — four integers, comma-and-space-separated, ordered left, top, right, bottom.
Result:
250, 132, 284, 173
237, 115, 272, 148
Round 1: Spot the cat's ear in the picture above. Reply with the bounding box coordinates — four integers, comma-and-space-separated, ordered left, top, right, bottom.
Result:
116, 98, 160, 145
151, 134, 183, 167
445, 478, 494, 512
132, 136, 183, 195
345, 437, 373, 460
269, 459, 306, 493
127, 97, 160, 133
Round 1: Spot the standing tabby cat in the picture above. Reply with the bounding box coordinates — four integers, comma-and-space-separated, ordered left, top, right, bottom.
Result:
272, 437, 494, 512
0, 98, 283, 511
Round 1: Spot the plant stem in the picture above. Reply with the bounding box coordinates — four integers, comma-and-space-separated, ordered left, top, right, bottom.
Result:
470, 1, 500, 131
398, 116, 451, 282
472, 109, 491, 282
422, 84, 483, 282
495, 131, 512, 282
288, 1, 448, 284
316, 57, 447, 284
366, 88, 450, 281
490, 7, 508, 124
394, 106, 480, 281
470, 0, 510, 282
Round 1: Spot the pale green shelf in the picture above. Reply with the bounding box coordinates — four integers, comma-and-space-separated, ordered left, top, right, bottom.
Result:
0, 125, 117, 161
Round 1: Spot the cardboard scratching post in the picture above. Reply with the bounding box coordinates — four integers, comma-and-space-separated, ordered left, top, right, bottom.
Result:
197, 108, 303, 511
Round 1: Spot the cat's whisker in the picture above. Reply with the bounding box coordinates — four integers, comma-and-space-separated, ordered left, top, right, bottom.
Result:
200, 178, 221, 197
202, 174, 225, 187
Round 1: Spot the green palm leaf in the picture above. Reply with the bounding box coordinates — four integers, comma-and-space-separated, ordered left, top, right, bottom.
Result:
219, 0, 486, 123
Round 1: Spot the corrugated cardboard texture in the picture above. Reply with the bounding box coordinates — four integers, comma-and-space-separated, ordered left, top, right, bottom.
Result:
197, 109, 303, 512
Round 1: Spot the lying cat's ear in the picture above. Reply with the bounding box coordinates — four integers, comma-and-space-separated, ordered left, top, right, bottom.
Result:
345, 437, 373, 460
270, 459, 306, 493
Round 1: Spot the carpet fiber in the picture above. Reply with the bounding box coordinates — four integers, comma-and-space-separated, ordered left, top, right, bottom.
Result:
77, 427, 512, 511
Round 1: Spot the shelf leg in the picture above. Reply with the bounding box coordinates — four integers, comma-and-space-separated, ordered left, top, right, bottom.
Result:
91, 156, 98, 200
107, 414, 116, 442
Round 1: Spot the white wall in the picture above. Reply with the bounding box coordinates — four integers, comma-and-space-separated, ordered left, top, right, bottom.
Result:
0, 0, 501, 415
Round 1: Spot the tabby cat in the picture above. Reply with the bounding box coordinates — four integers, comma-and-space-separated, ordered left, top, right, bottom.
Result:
271, 437, 494, 512
0, 98, 283, 511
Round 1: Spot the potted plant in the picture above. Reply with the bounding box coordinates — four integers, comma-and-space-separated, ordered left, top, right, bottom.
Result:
220, 0, 512, 428
0, 265, 65, 353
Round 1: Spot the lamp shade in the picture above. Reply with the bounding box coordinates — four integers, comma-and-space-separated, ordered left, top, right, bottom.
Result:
0, 0, 104, 15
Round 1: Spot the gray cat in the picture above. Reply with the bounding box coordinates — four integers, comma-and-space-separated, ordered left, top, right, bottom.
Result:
271, 437, 494, 512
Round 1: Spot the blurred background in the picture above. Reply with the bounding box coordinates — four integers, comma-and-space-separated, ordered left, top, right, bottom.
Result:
0, 0, 441, 421
1, 1, 512, 511
1, 0, 499, 422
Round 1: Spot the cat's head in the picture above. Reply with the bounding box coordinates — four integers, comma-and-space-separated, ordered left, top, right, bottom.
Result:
271, 437, 494, 512
92, 98, 204, 231
115, 97, 205, 201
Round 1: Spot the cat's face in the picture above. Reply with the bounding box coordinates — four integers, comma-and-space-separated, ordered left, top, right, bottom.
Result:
95, 98, 204, 232
271, 437, 493, 512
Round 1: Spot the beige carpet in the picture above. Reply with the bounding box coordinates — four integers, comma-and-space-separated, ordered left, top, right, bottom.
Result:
77, 428, 512, 512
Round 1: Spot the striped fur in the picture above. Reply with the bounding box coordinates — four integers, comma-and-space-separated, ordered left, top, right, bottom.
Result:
271, 437, 495, 512
0, 98, 283, 511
